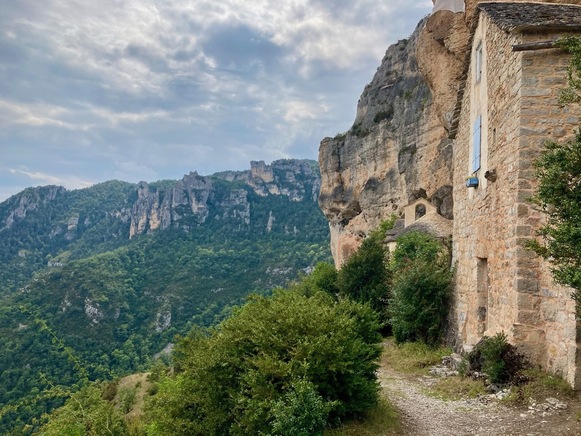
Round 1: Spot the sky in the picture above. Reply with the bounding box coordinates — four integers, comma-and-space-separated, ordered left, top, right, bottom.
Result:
0, 0, 433, 202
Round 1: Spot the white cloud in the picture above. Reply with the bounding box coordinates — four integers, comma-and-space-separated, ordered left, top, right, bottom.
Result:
0, 100, 79, 129
6, 0, 432, 95
88, 106, 171, 128
9, 168, 94, 189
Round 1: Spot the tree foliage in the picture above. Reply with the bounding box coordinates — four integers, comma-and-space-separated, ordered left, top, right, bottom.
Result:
528, 132, 581, 309
36, 384, 127, 436
144, 289, 382, 435
292, 262, 339, 297
336, 219, 395, 322
528, 36, 581, 314
0, 169, 332, 433
269, 379, 330, 436
557, 37, 581, 104
390, 230, 445, 272
389, 232, 452, 345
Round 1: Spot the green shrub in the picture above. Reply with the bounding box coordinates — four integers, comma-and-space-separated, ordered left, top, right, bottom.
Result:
270, 379, 331, 436
337, 236, 391, 322
389, 260, 452, 345
373, 107, 394, 123
37, 384, 128, 435
119, 386, 138, 414
389, 232, 452, 345
467, 332, 528, 384
293, 262, 339, 297
145, 290, 382, 435
331, 217, 399, 326
350, 122, 370, 138
146, 383, 159, 396
101, 380, 117, 401
390, 231, 445, 271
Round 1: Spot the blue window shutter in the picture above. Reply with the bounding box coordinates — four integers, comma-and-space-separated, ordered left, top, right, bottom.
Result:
472, 116, 482, 173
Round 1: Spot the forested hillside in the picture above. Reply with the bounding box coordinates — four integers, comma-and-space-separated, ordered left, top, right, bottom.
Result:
0, 159, 331, 433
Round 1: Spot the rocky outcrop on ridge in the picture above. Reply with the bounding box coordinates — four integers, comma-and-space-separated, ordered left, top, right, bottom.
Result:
1, 186, 66, 231
0, 160, 321, 241
215, 159, 321, 202
129, 172, 213, 237
128, 159, 320, 237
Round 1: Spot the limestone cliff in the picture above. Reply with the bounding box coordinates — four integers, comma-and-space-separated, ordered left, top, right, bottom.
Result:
0, 160, 320, 242
129, 172, 213, 237
129, 159, 321, 237
1, 185, 66, 231
318, 13, 467, 266
214, 159, 321, 202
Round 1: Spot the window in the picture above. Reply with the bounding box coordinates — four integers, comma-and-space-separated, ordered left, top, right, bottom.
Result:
475, 43, 483, 83
415, 204, 426, 220
472, 116, 482, 173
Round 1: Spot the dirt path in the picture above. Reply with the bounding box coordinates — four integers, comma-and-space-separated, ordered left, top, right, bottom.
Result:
378, 365, 581, 436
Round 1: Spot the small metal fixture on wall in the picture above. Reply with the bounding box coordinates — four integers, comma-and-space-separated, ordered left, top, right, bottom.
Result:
466, 176, 479, 188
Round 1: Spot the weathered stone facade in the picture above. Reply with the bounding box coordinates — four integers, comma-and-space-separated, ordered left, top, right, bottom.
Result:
451, 3, 581, 387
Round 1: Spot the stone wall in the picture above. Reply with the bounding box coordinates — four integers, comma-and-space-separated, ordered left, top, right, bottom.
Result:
452, 12, 523, 347
452, 13, 580, 386
517, 29, 580, 386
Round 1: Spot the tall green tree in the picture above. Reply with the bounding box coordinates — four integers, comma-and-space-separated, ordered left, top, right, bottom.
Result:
529, 37, 581, 314
529, 132, 581, 309
336, 224, 392, 321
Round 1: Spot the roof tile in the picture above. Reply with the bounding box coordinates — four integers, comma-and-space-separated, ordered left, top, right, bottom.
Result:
478, 2, 581, 32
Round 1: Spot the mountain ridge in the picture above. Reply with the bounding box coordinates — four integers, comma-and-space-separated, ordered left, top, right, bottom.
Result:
0, 159, 323, 294
0, 158, 331, 432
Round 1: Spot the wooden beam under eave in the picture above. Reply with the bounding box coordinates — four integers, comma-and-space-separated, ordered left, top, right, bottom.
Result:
512, 40, 559, 52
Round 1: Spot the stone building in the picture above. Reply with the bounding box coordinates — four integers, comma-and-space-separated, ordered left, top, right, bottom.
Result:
384, 198, 452, 252
450, 2, 581, 387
